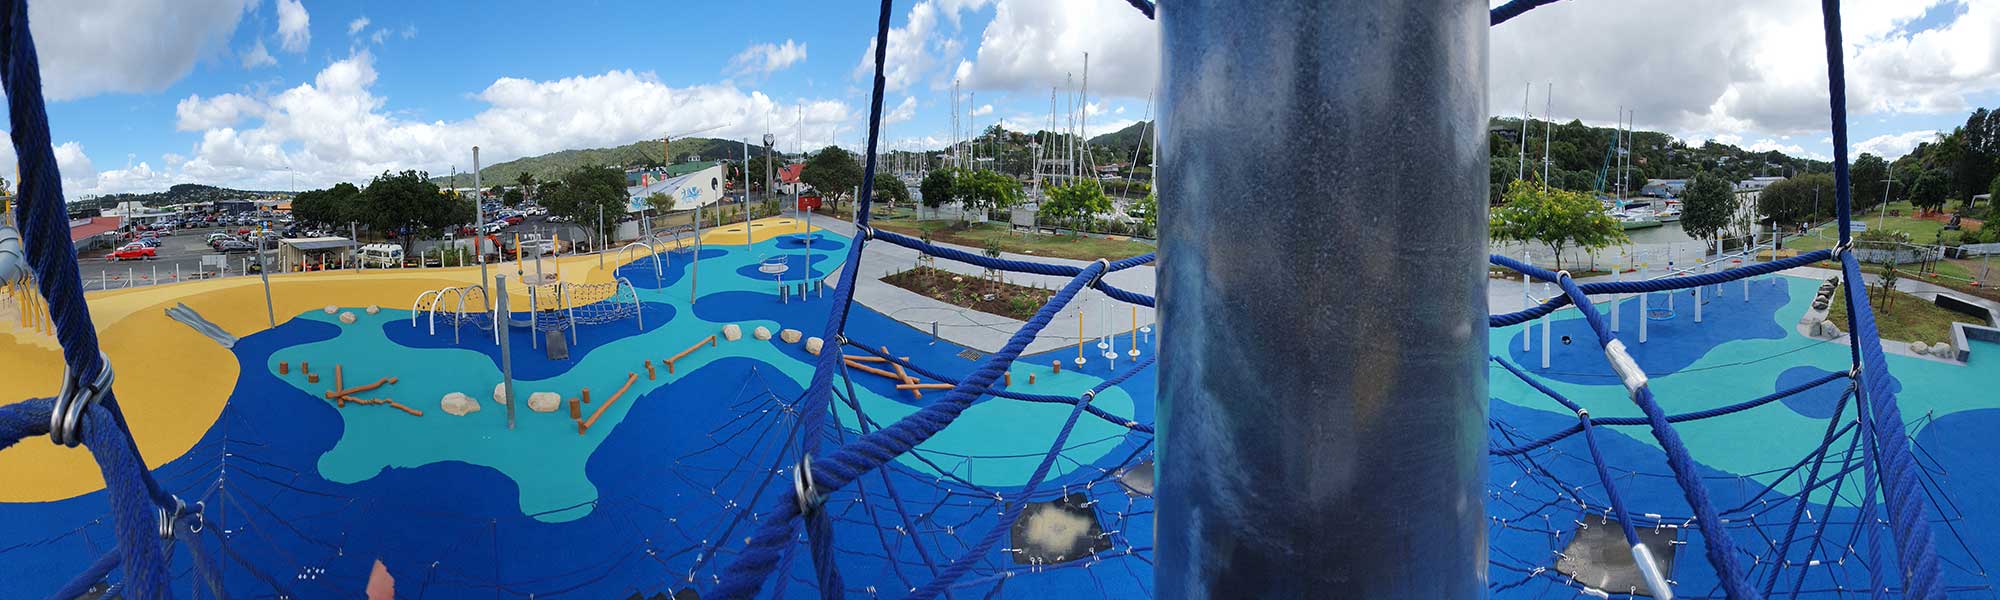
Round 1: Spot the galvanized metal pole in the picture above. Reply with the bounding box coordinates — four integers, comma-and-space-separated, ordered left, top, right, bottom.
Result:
496, 274, 516, 430
1156, 1, 1489, 597
475, 147, 489, 306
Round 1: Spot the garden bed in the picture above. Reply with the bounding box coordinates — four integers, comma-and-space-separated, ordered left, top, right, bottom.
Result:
881, 266, 1055, 321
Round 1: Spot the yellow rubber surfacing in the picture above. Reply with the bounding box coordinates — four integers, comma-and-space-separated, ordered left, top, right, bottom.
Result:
0, 217, 817, 502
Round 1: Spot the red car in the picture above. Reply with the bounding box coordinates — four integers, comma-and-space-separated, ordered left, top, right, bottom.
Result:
106, 243, 156, 261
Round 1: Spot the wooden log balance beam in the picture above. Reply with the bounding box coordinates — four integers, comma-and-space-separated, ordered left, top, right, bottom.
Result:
665, 335, 718, 374
894, 383, 956, 391
325, 377, 398, 399
578, 373, 640, 435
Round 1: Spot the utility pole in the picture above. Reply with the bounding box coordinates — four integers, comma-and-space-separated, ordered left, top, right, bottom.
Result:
1541, 82, 1552, 190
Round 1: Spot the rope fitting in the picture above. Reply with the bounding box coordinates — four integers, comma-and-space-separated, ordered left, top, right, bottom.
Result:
1602, 339, 1649, 398
158, 496, 187, 540
1088, 258, 1112, 287
793, 454, 824, 516
855, 224, 876, 240
49, 352, 114, 448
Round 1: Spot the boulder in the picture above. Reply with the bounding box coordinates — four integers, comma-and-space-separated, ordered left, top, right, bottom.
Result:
1910, 341, 1927, 354
324, 305, 339, 314
441, 392, 480, 416
493, 382, 511, 405
1934, 343, 1955, 358
338, 311, 358, 325
527, 391, 561, 413
805, 337, 825, 356
780, 328, 803, 344
753, 326, 773, 341
365, 305, 382, 315
722, 323, 743, 342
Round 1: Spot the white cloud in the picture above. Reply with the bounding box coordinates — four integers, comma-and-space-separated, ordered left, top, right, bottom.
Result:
856, 1, 986, 92
242, 40, 276, 69
175, 93, 264, 131
885, 96, 918, 125
971, 104, 993, 117
347, 17, 370, 36
276, 0, 310, 53
25, 0, 254, 100
729, 39, 808, 76
401, 24, 418, 40
143, 51, 857, 195
959, 0, 1159, 99
1852, 129, 1941, 160
1491, 0, 2000, 146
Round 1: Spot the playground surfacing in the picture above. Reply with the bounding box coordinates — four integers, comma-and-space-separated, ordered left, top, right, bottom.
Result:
2, 224, 1996, 597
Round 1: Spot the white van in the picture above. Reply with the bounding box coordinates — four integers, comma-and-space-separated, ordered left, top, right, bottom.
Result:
358, 243, 405, 268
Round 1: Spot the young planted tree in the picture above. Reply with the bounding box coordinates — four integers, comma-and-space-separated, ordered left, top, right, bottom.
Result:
1680, 171, 1738, 251
1489, 180, 1627, 270
1878, 258, 1902, 313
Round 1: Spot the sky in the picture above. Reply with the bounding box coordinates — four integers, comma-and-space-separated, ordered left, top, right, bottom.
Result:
6, 0, 1998, 200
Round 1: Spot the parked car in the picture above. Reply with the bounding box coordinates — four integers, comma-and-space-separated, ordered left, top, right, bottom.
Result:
214, 239, 257, 253
106, 243, 156, 261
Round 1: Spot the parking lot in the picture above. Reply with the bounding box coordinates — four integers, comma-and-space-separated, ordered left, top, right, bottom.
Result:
76, 225, 280, 290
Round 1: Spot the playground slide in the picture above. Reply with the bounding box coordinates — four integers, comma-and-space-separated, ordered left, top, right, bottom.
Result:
164, 303, 239, 349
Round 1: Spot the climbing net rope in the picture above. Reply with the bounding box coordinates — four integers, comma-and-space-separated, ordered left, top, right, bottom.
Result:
0, 0, 1974, 598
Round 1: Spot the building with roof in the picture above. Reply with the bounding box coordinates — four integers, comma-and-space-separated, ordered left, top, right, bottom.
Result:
625, 162, 727, 214
69, 215, 122, 252
277, 237, 358, 272
775, 162, 807, 195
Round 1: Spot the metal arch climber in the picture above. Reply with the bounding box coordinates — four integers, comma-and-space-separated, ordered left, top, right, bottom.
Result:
620, 241, 663, 285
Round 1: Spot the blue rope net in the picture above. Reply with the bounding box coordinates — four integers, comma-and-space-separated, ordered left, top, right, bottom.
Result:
0, 0, 1979, 598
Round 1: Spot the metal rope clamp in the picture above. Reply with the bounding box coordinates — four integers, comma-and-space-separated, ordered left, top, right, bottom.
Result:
49, 351, 114, 448
158, 496, 188, 540
793, 454, 824, 516
1087, 258, 1112, 288
855, 224, 876, 241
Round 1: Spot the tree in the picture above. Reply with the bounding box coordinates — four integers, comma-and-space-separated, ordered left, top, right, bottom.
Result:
645, 192, 675, 215
1877, 258, 1901, 313
502, 187, 525, 208
920, 168, 958, 209
543, 165, 629, 240
1850, 153, 1888, 209
1133, 190, 1157, 235
1911, 168, 1951, 213
800, 146, 862, 214
1955, 108, 2000, 205
291, 182, 362, 226
1039, 179, 1113, 232
360, 170, 464, 247
953, 170, 1022, 217
487, 185, 504, 200
872, 172, 909, 206
1988, 172, 2000, 221
1679, 171, 1738, 245
1488, 180, 1627, 270
514, 171, 537, 202
1757, 173, 1836, 227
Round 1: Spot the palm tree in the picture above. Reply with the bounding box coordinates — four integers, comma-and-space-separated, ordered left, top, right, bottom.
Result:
515, 172, 537, 202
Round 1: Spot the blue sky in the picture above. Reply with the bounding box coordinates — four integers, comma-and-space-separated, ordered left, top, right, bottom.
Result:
17, 0, 2000, 199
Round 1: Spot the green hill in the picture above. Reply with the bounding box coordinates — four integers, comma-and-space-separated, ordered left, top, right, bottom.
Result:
434, 137, 780, 188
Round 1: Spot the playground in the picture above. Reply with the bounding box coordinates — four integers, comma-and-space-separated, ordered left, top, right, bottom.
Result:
5, 0, 2000, 598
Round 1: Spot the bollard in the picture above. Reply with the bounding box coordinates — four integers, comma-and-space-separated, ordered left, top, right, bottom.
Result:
279, 361, 289, 375
930, 321, 939, 345
1051, 360, 1061, 375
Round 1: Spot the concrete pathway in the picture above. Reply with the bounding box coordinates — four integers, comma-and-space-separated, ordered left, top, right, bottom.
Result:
810, 218, 1157, 356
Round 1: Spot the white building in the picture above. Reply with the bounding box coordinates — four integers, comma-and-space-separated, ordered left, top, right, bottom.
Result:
625, 162, 727, 214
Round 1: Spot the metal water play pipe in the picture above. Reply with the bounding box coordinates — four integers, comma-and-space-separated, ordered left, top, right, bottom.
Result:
1156, 1, 1489, 597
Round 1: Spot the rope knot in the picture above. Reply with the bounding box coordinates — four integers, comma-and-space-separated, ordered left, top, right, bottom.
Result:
50, 351, 114, 448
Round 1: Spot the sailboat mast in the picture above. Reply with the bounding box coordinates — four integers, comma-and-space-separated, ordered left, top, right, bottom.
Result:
1518, 83, 1530, 183
1541, 82, 1552, 190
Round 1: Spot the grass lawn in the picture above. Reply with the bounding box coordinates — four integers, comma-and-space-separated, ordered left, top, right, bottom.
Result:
1826, 285, 1984, 345
871, 218, 1154, 261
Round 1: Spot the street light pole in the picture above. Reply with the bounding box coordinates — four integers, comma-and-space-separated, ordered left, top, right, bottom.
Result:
474, 147, 489, 305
